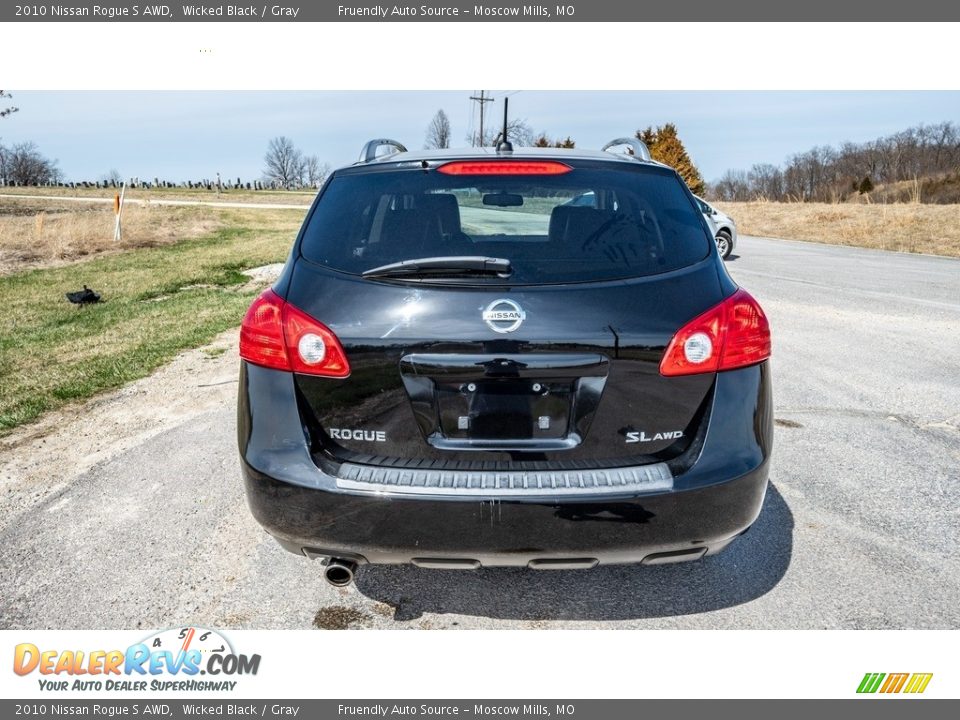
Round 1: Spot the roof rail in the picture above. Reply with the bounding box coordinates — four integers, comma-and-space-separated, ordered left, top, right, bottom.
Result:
601, 137, 652, 162
358, 138, 408, 163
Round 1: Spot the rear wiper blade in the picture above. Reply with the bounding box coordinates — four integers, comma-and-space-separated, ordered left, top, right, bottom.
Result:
361, 256, 512, 279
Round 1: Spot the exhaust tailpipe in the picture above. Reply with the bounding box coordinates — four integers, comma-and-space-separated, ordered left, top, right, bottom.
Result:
323, 558, 358, 587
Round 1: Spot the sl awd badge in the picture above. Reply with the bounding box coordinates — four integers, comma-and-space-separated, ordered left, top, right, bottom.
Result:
626, 430, 683, 443
482, 298, 526, 333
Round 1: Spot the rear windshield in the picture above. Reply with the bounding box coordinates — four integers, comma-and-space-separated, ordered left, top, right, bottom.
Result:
299, 163, 711, 283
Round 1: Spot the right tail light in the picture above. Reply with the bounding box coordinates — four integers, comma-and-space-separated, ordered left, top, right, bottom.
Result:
659, 289, 771, 377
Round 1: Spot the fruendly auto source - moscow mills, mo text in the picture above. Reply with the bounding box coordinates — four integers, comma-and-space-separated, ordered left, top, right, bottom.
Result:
337, 5, 566, 18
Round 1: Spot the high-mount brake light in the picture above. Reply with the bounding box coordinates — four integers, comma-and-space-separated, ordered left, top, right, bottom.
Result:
436, 161, 572, 176
239, 289, 351, 378
659, 289, 771, 377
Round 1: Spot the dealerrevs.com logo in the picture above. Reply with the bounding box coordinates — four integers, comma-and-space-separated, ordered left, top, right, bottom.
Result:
13, 627, 261, 692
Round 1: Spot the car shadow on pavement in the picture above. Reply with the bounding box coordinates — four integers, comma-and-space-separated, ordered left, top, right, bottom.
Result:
353, 483, 793, 622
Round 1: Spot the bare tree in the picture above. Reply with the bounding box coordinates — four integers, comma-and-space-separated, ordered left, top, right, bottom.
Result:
709, 169, 751, 202
4, 142, 60, 185
496, 118, 535, 147
746, 163, 783, 200
100, 168, 123, 186
0, 91, 16, 181
424, 109, 452, 149
469, 118, 535, 148
263, 136, 304, 188
0, 90, 17, 119
303, 155, 330, 187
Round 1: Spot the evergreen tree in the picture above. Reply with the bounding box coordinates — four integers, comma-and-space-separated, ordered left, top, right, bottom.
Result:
533, 134, 576, 149
635, 124, 705, 195
858, 175, 874, 194
638, 127, 656, 147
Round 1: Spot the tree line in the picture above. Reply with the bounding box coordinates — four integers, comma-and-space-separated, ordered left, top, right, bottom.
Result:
1, 90, 63, 185
19, 89, 951, 206
710, 121, 960, 203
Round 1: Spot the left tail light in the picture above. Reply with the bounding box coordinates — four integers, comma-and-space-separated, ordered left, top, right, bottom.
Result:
239, 289, 350, 378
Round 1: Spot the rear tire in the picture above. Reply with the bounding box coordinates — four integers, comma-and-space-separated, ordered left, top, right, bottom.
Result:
716, 230, 733, 260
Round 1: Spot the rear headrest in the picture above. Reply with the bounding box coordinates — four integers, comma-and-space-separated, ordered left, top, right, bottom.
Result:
378, 194, 463, 255
417, 194, 462, 237
549, 206, 614, 245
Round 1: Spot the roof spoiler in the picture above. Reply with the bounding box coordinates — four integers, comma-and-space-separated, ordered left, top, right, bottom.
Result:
357, 138, 408, 163
601, 137, 652, 162
353, 136, 652, 163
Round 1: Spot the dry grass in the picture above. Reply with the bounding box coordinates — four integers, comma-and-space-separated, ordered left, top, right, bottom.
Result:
714, 201, 960, 257
0, 199, 299, 274
846, 173, 960, 205
0, 206, 303, 431
0, 185, 316, 205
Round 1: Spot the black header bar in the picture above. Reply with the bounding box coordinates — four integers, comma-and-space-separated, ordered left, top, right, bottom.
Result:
6, 1, 960, 22
0, 701, 958, 720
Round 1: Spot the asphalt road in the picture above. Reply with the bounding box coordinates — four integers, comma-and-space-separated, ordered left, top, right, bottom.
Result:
460, 205, 551, 235
1, 236, 958, 630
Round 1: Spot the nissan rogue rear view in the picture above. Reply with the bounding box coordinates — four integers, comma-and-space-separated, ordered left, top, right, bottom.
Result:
237, 137, 773, 586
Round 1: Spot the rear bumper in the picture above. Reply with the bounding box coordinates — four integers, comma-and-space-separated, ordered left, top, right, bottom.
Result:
242, 459, 768, 566
238, 361, 773, 567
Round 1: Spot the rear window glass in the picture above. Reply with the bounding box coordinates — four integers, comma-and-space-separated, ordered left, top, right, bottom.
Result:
299, 164, 711, 283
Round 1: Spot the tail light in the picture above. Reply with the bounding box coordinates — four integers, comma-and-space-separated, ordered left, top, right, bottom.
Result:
659, 289, 771, 377
239, 289, 350, 378
437, 160, 572, 175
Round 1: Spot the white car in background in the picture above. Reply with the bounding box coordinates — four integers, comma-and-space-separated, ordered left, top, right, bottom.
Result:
695, 195, 737, 259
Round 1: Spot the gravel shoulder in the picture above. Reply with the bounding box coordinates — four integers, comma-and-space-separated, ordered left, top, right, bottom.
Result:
0, 329, 241, 534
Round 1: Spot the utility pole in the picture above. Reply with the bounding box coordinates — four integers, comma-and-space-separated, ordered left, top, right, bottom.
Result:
469, 90, 494, 146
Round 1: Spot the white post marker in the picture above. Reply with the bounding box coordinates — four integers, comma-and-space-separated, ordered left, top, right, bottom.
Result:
113, 181, 126, 241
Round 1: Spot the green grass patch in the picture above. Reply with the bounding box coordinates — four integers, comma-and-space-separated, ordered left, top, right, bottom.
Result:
0, 214, 299, 432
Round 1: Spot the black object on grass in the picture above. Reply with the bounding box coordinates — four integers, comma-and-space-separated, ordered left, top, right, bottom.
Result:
65, 286, 101, 305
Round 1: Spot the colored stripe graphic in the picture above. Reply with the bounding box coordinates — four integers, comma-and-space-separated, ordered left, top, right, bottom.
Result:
904, 673, 933, 694
880, 673, 909, 693
857, 673, 885, 693
857, 672, 932, 694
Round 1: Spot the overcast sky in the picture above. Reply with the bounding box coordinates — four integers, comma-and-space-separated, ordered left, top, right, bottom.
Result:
4, 91, 958, 183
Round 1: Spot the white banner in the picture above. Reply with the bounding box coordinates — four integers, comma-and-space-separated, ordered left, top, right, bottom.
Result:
1, 629, 954, 699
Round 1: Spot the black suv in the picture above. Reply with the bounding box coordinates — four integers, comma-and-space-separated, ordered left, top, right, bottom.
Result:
238, 138, 772, 586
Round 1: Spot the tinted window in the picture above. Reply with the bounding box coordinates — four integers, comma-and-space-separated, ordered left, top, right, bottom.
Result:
300, 164, 711, 283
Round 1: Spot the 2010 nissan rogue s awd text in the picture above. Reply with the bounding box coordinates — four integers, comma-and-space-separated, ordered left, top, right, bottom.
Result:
237, 136, 772, 586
